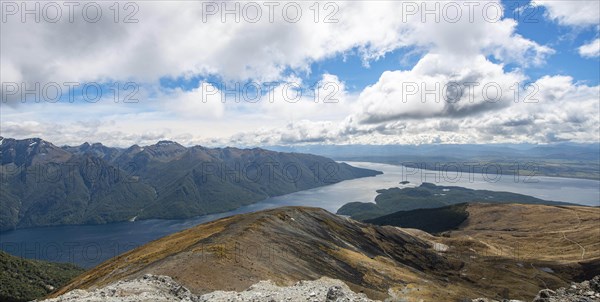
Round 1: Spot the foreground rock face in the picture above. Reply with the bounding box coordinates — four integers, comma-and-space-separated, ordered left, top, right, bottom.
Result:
39, 274, 377, 302
531, 275, 600, 302
198, 277, 376, 302
471, 275, 600, 302
38, 274, 600, 302
39, 275, 197, 302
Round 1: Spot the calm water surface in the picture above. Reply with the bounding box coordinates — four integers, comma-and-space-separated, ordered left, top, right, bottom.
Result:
1, 162, 598, 268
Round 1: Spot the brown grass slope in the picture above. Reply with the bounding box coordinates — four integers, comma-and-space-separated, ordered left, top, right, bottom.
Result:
404, 203, 600, 300
49, 204, 600, 302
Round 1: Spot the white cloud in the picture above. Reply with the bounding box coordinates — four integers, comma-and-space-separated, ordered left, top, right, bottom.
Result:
536, 0, 600, 27
256, 74, 353, 121
1, 1, 552, 99
578, 38, 600, 58
211, 73, 599, 145
166, 83, 225, 118
354, 54, 525, 123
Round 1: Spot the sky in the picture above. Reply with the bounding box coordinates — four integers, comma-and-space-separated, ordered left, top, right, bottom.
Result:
1, 0, 599, 147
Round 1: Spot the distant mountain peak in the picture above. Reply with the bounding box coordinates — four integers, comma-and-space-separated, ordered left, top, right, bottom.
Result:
155, 140, 181, 146
157, 140, 174, 144
0, 137, 54, 149
23, 137, 48, 146
0, 137, 70, 166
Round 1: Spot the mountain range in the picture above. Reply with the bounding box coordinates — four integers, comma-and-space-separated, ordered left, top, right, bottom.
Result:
0, 137, 381, 231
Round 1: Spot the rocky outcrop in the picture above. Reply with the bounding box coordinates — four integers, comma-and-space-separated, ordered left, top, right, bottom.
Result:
471, 275, 600, 302
39, 274, 377, 302
532, 275, 600, 302
38, 275, 196, 302
40, 274, 600, 302
198, 277, 376, 302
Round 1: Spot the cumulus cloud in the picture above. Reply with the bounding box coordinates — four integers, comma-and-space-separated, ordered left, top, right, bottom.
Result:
165, 83, 225, 118
536, 0, 600, 27
214, 74, 599, 146
255, 74, 353, 121
1, 1, 552, 103
578, 38, 600, 58
535, 1, 599, 59
354, 54, 525, 123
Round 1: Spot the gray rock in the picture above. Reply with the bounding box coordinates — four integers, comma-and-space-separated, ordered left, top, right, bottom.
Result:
536, 289, 556, 299
531, 276, 600, 302
472, 276, 600, 302
326, 285, 347, 301
39, 275, 378, 302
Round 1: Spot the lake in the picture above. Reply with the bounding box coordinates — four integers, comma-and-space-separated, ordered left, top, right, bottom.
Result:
1, 161, 598, 268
